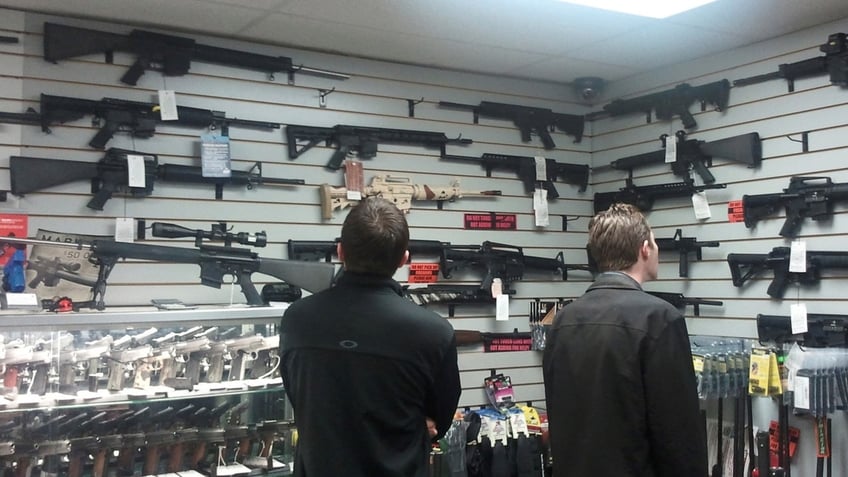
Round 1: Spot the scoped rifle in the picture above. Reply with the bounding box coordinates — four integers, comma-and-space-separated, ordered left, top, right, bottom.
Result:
655, 229, 720, 278
733, 33, 847, 92
438, 100, 584, 147
756, 313, 848, 347
286, 123, 473, 170
727, 247, 848, 298
592, 79, 730, 129
6, 94, 280, 149
43, 22, 349, 85
597, 130, 761, 184
646, 291, 723, 317
741, 176, 848, 238
0, 236, 335, 309
320, 175, 501, 219
441, 152, 589, 199
10, 148, 304, 209
152, 222, 267, 248
593, 176, 727, 213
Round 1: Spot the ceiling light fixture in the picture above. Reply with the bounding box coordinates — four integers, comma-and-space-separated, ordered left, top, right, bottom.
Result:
556, 0, 718, 19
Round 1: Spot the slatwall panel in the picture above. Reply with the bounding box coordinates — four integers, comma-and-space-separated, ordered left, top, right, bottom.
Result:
0, 8, 593, 410
591, 16, 848, 475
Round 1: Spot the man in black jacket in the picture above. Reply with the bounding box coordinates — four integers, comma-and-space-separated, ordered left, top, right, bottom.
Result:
280, 197, 461, 477
542, 203, 708, 477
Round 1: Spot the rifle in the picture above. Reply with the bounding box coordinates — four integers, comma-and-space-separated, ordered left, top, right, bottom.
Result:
727, 246, 848, 298
441, 152, 589, 199
2, 93, 280, 149
152, 221, 267, 248
438, 100, 584, 147
10, 148, 304, 209
593, 176, 727, 213
733, 33, 847, 92
655, 229, 720, 278
597, 130, 761, 184
319, 175, 501, 219
592, 79, 730, 129
646, 291, 723, 317
0, 235, 335, 309
403, 284, 515, 317
287, 238, 451, 262
757, 313, 848, 347
286, 123, 473, 170
741, 176, 848, 238
42, 21, 349, 85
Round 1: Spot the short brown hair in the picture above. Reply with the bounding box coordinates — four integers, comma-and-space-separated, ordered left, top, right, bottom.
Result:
587, 203, 652, 272
340, 197, 410, 277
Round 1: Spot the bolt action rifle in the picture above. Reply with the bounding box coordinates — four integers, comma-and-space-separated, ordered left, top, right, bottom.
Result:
734, 33, 847, 92
593, 175, 726, 213
597, 130, 761, 184
438, 100, 584, 147
10, 148, 304, 209
42, 21, 349, 86
592, 79, 730, 129
286, 123, 474, 170
727, 246, 848, 298
319, 175, 501, 219
441, 152, 590, 199
0, 235, 335, 309
741, 176, 848, 238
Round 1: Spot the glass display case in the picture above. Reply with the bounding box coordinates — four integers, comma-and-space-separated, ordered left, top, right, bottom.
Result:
0, 304, 294, 476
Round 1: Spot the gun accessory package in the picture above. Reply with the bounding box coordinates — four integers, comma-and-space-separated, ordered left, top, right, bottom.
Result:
734, 33, 847, 91
43, 21, 349, 85
728, 246, 848, 298
286, 123, 473, 170
441, 152, 589, 199
741, 176, 848, 238
596, 130, 761, 184
593, 176, 727, 213
319, 175, 501, 219
591, 79, 731, 129
10, 148, 304, 209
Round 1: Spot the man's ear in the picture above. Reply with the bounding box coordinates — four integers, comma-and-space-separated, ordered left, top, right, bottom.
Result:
336, 242, 345, 263
398, 250, 410, 268
640, 239, 651, 259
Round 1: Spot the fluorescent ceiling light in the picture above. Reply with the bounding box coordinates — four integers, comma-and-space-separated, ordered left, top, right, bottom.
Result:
557, 0, 718, 18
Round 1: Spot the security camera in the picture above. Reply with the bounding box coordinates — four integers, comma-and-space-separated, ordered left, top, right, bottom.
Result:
573, 77, 605, 103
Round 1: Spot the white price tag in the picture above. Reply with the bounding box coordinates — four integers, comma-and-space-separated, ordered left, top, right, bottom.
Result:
534, 156, 547, 183
347, 190, 362, 201
157, 90, 179, 120
496, 294, 510, 321
691, 191, 711, 219
790, 303, 808, 335
114, 217, 135, 243
789, 240, 806, 273
793, 375, 810, 410
125, 154, 147, 188
534, 188, 549, 227
664, 133, 677, 163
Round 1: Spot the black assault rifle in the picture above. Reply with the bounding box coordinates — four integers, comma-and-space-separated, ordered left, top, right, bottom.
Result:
438, 100, 584, 148
440, 153, 590, 199
593, 176, 726, 213
43, 22, 349, 85
741, 176, 848, 238
9, 148, 304, 210
646, 291, 723, 317
757, 313, 848, 347
286, 124, 473, 170
597, 131, 761, 184
0, 94, 279, 149
734, 33, 847, 92
0, 236, 335, 309
655, 229, 720, 278
727, 247, 848, 298
591, 79, 730, 130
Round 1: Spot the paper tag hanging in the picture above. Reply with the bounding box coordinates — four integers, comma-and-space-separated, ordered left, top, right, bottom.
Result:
664, 133, 677, 163
790, 303, 808, 335
534, 189, 549, 227
125, 154, 147, 188
157, 90, 179, 120
200, 135, 231, 178
691, 191, 711, 219
534, 156, 547, 182
789, 240, 806, 273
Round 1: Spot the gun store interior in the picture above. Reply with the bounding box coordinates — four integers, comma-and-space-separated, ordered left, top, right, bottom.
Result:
0, 1, 847, 476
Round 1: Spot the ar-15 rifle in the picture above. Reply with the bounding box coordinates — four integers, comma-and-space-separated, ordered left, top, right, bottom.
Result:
0, 235, 335, 309
319, 175, 501, 219
646, 291, 723, 317
286, 123, 473, 170
757, 313, 848, 347
0, 93, 280, 150
741, 176, 848, 238
42, 21, 348, 86
727, 247, 848, 298
441, 152, 589, 199
734, 33, 847, 92
10, 148, 304, 209
597, 130, 761, 184
591, 79, 730, 130
438, 100, 584, 147
593, 176, 727, 213
403, 284, 516, 317
655, 229, 720, 278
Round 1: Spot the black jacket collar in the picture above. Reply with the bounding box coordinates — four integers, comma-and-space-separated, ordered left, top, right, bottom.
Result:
587, 271, 643, 292
335, 270, 403, 296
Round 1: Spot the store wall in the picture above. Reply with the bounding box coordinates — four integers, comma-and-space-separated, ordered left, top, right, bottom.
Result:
0, 8, 594, 409
591, 16, 848, 475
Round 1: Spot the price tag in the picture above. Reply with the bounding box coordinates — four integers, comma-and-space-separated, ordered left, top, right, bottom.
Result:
534, 156, 547, 182
789, 240, 806, 273
664, 133, 677, 163
534, 188, 549, 227
157, 90, 179, 120
114, 217, 135, 243
692, 191, 711, 219
793, 375, 810, 410
790, 303, 808, 335
496, 294, 510, 321
125, 154, 147, 188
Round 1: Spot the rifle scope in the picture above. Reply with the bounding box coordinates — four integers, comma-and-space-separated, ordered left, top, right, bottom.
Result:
151, 222, 267, 247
